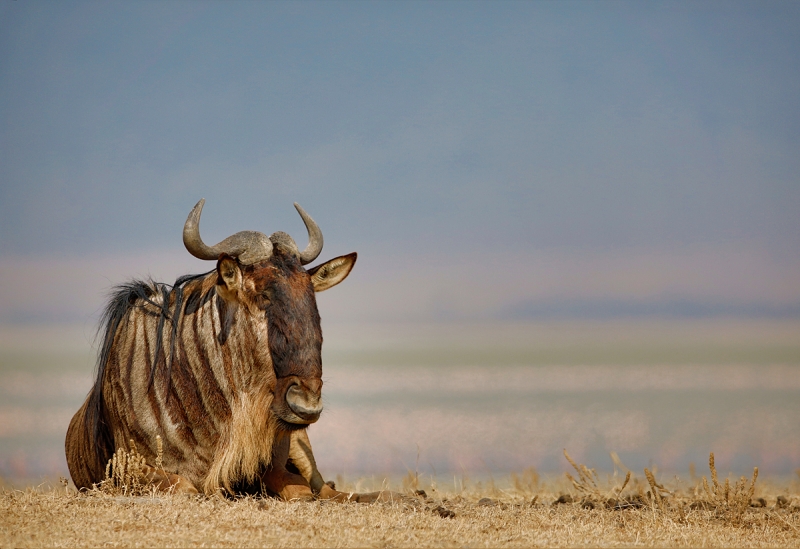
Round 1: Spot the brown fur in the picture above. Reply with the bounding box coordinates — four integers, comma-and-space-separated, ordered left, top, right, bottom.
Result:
66, 249, 358, 496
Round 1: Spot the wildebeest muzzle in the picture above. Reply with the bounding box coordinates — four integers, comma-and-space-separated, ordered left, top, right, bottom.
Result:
278, 376, 323, 425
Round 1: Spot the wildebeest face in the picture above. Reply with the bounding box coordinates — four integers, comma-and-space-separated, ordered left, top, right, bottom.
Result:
216, 249, 356, 429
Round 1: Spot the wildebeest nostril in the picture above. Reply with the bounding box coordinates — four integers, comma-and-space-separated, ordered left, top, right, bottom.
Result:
286, 383, 322, 422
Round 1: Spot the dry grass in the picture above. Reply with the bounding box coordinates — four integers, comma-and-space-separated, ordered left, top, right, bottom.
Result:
94, 439, 151, 497
2, 451, 799, 547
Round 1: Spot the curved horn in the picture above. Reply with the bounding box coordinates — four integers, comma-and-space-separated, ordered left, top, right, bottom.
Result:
183, 199, 273, 265
294, 203, 323, 265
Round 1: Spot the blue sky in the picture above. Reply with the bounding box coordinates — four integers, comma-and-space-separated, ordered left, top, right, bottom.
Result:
1, 1, 799, 322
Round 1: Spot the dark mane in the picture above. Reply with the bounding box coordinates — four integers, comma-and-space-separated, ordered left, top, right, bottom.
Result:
85, 270, 212, 471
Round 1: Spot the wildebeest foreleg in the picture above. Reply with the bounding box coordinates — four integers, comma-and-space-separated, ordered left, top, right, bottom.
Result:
316, 487, 411, 503
261, 432, 315, 501
287, 429, 326, 493
286, 431, 410, 504
140, 464, 199, 494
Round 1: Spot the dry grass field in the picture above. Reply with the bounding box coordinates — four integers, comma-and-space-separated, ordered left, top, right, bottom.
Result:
3, 453, 800, 548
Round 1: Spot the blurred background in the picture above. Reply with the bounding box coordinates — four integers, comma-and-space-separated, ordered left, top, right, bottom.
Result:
1, 1, 798, 484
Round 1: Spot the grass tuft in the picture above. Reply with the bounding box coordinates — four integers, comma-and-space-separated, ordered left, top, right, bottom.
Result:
694, 452, 759, 524
555, 449, 769, 525
93, 435, 167, 497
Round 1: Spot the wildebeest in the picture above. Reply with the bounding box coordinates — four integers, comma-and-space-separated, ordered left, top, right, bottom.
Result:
65, 199, 384, 501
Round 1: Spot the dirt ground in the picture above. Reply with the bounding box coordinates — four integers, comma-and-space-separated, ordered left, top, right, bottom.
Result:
2, 476, 799, 548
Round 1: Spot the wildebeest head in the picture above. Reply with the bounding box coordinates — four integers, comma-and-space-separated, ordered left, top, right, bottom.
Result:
183, 199, 355, 430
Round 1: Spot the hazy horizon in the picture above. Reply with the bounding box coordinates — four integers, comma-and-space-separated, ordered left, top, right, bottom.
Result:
2, 318, 799, 481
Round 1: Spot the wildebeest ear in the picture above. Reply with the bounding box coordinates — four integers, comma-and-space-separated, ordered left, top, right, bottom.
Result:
307, 252, 357, 292
216, 255, 242, 294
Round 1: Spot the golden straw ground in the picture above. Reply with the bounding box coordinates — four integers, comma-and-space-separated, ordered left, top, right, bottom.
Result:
2, 452, 799, 548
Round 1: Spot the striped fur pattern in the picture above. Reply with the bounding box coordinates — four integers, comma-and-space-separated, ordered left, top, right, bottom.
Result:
66, 247, 336, 495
